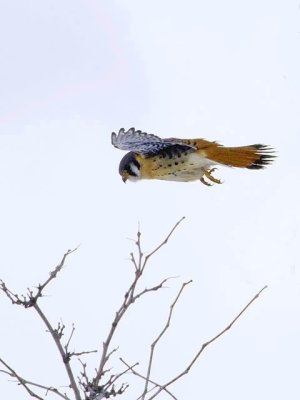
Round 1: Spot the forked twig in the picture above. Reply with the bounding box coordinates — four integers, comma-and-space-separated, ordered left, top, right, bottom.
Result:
120, 358, 177, 400
0, 220, 268, 400
0, 248, 81, 400
142, 280, 192, 399
147, 285, 268, 399
141, 217, 185, 273
0, 358, 69, 400
93, 218, 185, 386
0, 247, 78, 307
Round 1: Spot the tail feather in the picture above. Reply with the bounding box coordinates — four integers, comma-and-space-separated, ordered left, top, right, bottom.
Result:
206, 144, 275, 169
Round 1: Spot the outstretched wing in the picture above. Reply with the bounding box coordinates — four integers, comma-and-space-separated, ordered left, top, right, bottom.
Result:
111, 127, 195, 156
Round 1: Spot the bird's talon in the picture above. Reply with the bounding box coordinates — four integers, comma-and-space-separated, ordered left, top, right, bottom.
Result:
203, 168, 222, 184
200, 177, 212, 186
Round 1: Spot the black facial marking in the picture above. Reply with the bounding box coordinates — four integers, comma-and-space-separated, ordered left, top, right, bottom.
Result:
119, 152, 140, 176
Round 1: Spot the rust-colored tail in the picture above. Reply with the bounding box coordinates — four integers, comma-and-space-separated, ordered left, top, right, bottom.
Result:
205, 144, 275, 169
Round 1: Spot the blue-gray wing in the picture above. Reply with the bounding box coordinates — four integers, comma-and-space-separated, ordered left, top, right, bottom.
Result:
111, 127, 195, 156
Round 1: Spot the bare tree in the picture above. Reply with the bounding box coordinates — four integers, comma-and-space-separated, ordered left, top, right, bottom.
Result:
0, 218, 267, 399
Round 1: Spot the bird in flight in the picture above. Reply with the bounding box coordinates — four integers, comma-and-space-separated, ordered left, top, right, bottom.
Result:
112, 128, 275, 186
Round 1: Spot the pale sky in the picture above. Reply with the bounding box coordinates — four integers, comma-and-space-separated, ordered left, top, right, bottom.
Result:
0, 1, 300, 399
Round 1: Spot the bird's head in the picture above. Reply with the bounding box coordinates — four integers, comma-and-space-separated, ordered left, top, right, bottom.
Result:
119, 152, 141, 183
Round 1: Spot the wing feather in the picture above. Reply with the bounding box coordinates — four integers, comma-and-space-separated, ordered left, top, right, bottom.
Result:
111, 127, 195, 156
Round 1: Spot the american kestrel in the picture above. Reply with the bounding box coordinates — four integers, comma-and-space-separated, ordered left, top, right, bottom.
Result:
112, 128, 275, 186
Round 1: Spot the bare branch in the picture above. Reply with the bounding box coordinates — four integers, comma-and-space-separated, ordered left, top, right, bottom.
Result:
0, 249, 81, 400
63, 324, 98, 359
93, 276, 169, 386
142, 217, 185, 273
69, 350, 98, 358
0, 220, 268, 400
78, 359, 89, 390
142, 280, 192, 399
54, 322, 66, 340
147, 285, 268, 399
32, 303, 81, 400
65, 324, 75, 352
93, 218, 185, 386
103, 361, 138, 392
130, 252, 138, 271
132, 277, 171, 302
119, 358, 177, 400
0, 358, 69, 400
0, 248, 78, 308
33, 247, 79, 303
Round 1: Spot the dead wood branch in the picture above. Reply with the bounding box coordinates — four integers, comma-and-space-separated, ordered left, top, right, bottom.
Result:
93, 218, 185, 388
147, 285, 268, 399
0, 358, 69, 400
0, 219, 268, 400
141, 280, 192, 399
120, 358, 177, 400
0, 248, 81, 400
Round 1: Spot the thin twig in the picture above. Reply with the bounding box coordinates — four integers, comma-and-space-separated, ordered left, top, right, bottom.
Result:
142, 217, 185, 273
32, 303, 81, 400
104, 361, 138, 391
70, 350, 98, 358
78, 359, 89, 390
119, 358, 177, 400
0, 248, 81, 400
65, 324, 75, 352
147, 285, 268, 399
0, 358, 69, 400
34, 247, 79, 302
94, 277, 169, 385
94, 218, 185, 386
132, 277, 172, 302
142, 280, 192, 399
0, 247, 78, 308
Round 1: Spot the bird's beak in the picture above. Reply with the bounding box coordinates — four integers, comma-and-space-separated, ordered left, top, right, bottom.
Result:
122, 175, 127, 183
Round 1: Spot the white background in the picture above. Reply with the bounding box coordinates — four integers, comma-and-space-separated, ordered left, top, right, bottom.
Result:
0, 1, 299, 399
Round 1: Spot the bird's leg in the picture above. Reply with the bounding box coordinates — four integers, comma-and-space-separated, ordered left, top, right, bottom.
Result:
203, 168, 222, 184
